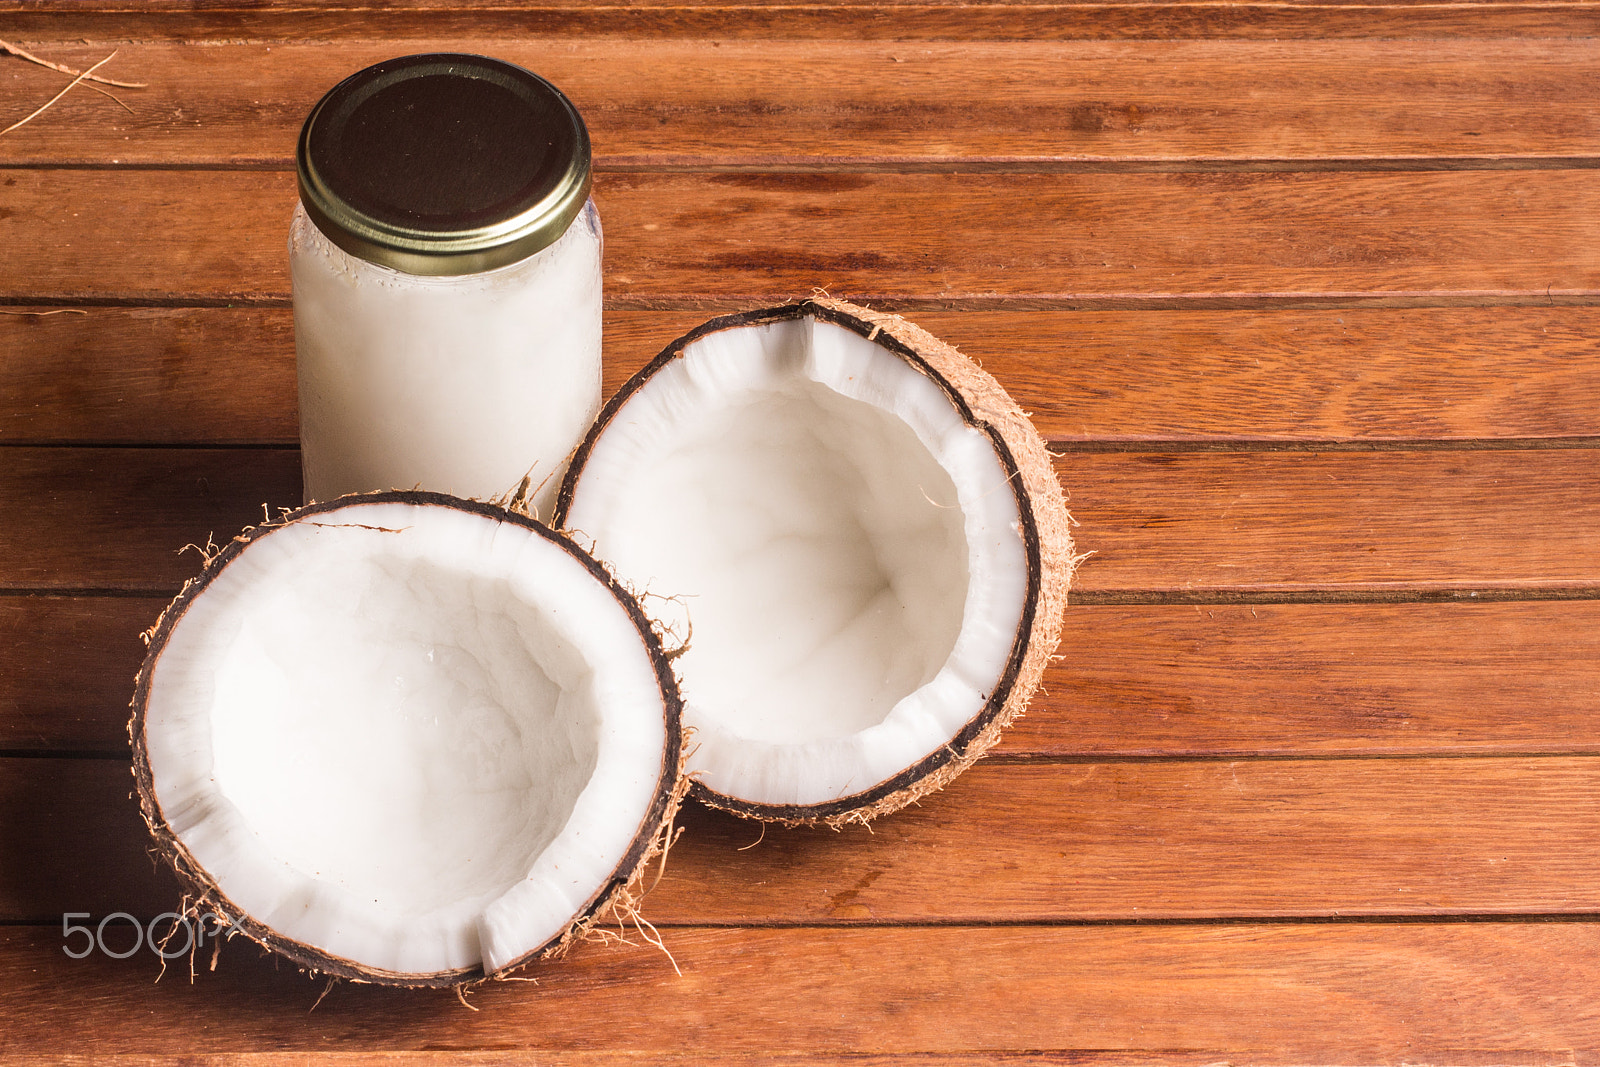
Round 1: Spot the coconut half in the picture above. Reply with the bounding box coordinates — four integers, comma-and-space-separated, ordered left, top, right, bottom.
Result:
556, 298, 1073, 826
130, 492, 684, 987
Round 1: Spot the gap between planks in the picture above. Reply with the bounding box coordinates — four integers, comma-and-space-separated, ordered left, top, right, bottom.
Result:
14, 748, 1600, 764
2, 4, 1600, 41
5, 439, 1600, 452
1049, 437, 1600, 454
6, 913, 1600, 930
3, 159, 1599, 174
7, 585, 1599, 604
9, 294, 1600, 312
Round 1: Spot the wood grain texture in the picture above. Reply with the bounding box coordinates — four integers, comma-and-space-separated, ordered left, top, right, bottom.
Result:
9, 598, 1600, 758
0, 596, 160, 752
2, 2, 1597, 40
0, 308, 298, 446
7, 306, 1599, 446
1, 4, 1595, 1058
2, 922, 1599, 1055
5, 39, 1598, 168
10, 755, 1600, 924
21, 1057, 1525, 1067
4, 448, 1597, 595
0, 756, 175, 922
1026, 601, 1600, 757
10, 1058, 1507, 1067
19, 1057, 1546, 1067
0, 447, 303, 592
5, 169, 1600, 307
1066, 449, 1600, 596
661, 756, 1600, 923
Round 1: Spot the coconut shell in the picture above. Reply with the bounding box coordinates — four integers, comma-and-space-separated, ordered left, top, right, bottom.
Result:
128, 490, 687, 988
556, 298, 1076, 828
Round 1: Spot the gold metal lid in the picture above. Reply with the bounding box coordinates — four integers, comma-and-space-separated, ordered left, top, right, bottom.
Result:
296, 53, 592, 276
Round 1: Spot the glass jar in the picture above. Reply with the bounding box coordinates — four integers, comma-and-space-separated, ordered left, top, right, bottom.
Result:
290, 53, 602, 518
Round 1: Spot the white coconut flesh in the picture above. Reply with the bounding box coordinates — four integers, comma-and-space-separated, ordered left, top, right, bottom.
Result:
133, 496, 677, 982
561, 311, 1033, 814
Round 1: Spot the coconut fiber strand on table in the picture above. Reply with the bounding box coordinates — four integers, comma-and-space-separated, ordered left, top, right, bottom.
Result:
4, 1, 1600, 1063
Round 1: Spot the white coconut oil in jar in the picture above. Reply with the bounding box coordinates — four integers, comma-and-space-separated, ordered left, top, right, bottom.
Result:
290, 53, 602, 516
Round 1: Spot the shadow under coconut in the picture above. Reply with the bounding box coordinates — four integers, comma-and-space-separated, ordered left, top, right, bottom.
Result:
0, 755, 181, 924
16, 934, 487, 1044
646, 783, 978, 926
6, 920, 751, 1052
5, 886, 689, 1048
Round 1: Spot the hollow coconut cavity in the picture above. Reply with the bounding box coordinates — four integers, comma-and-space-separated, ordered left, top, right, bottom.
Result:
130, 492, 684, 987
556, 298, 1074, 826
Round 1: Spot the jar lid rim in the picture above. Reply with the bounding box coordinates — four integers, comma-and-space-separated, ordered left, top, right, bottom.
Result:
296, 53, 592, 277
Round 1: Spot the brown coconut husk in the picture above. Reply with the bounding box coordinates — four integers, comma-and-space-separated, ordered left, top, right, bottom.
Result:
555, 298, 1077, 829
128, 491, 688, 989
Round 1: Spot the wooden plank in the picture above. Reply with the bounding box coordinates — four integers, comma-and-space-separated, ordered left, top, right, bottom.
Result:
655, 756, 1600, 923
10, 598, 1600, 758
2, 1057, 1488, 1067
0, 756, 177, 922
30, 1046, 1403, 1067
11, 755, 1600, 924
0, 308, 297, 447
1, 2, 1597, 41
0, 447, 303, 593
1021, 601, 1600, 758
1064, 448, 1600, 597
0, 7, 1590, 1063
3, 447, 1596, 595
8, 306, 1600, 446
1, 921, 1599, 1054
974, 306, 1600, 446
5, 39, 1599, 168
6, 1056, 1481, 1067
5, 170, 1600, 307
0, 596, 159, 752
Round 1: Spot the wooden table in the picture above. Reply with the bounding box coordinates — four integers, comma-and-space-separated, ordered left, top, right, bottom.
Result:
4, 2, 1600, 1062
